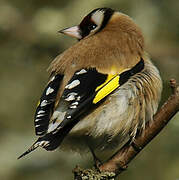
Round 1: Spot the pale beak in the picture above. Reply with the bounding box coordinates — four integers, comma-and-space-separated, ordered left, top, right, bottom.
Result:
58, 26, 82, 39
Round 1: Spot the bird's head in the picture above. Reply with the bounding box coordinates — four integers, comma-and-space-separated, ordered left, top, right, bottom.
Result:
59, 8, 115, 40
59, 7, 144, 57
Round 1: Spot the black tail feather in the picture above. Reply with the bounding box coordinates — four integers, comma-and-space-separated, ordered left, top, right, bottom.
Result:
18, 140, 39, 159
18, 116, 80, 159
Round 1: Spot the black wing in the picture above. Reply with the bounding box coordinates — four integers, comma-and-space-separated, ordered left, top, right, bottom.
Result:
37, 68, 109, 151
60, 68, 108, 126
18, 59, 145, 158
34, 74, 63, 136
37, 60, 144, 150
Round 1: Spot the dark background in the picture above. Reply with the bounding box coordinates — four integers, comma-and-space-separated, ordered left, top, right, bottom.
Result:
0, 0, 179, 179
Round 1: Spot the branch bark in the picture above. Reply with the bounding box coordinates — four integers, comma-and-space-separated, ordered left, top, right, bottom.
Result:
74, 79, 179, 179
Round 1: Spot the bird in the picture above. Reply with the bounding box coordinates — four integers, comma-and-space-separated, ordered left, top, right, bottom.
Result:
18, 7, 162, 163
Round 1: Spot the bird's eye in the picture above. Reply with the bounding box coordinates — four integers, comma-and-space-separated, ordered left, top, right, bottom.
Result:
88, 23, 97, 30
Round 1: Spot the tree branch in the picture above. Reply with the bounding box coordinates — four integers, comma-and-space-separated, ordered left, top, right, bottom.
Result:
74, 79, 179, 179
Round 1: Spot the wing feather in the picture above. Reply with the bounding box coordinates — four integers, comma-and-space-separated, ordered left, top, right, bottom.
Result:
34, 58, 144, 150
34, 74, 63, 136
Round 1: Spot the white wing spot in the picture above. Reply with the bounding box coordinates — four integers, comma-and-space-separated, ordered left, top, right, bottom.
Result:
70, 105, 77, 109
65, 94, 75, 101
35, 124, 41, 128
39, 141, 50, 147
36, 131, 43, 135
46, 87, 54, 95
71, 102, 78, 106
41, 100, 48, 107
65, 92, 77, 101
35, 119, 41, 122
65, 80, 80, 89
37, 110, 45, 114
50, 76, 55, 82
77, 96, 81, 101
76, 69, 87, 75
69, 92, 78, 96
36, 114, 44, 118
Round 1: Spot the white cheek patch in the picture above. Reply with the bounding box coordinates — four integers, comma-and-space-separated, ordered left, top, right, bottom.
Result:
91, 10, 104, 27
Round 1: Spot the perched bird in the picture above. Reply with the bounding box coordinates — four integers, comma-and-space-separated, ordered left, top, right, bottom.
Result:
18, 8, 162, 161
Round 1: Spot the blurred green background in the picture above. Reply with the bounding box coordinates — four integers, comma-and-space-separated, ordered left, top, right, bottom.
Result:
0, 0, 179, 179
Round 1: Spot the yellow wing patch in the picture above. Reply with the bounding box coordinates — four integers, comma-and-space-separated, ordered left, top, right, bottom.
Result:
93, 75, 120, 104
95, 74, 116, 91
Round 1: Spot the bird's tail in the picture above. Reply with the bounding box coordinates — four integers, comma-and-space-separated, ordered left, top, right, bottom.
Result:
18, 139, 40, 159
18, 117, 79, 159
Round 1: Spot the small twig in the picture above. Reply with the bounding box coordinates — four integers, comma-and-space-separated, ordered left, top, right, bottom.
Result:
99, 79, 179, 175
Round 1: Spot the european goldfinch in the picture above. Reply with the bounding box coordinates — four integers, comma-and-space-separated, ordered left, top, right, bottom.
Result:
18, 8, 162, 160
